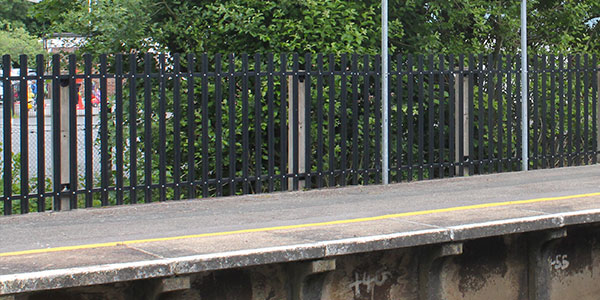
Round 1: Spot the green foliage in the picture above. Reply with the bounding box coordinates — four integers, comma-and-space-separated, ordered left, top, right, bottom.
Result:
155, 0, 378, 55
0, 0, 34, 29
0, 22, 45, 64
28, 0, 600, 56
528, 1, 600, 53
27, 0, 80, 36
49, 0, 153, 55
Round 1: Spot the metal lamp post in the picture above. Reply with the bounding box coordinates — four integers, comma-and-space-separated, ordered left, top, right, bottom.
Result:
381, 0, 528, 179
382, 0, 389, 184
521, 0, 528, 171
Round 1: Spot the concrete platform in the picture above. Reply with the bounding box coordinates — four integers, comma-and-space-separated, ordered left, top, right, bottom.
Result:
1, 165, 600, 295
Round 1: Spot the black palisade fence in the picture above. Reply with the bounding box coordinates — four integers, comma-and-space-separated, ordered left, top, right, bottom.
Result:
0, 53, 598, 215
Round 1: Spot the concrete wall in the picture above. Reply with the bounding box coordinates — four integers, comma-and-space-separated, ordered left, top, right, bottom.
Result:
8, 224, 600, 300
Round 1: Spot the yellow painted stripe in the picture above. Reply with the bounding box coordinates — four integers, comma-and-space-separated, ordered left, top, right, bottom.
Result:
2, 192, 600, 258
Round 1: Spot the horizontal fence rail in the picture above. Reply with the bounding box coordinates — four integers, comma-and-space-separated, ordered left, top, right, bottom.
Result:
0, 53, 598, 215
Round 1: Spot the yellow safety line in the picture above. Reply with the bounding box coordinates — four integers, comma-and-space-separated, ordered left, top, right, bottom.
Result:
1, 192, 600, 258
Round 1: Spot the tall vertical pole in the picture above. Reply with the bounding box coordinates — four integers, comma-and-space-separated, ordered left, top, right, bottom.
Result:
521, 0, 528, 171
596, 65, 600, 163
381, 0, 389, 184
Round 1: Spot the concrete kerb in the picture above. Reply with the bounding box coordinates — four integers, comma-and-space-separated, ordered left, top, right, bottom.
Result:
2, 209, 600, 295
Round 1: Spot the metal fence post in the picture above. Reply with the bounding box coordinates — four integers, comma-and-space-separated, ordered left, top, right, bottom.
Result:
454, 67, 469, 175
58, 80, 70, 210
288, 72, 306, 190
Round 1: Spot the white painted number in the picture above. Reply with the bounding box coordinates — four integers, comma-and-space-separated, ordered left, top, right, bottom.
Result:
549, 254, 569, 270
349, 268, 392, 299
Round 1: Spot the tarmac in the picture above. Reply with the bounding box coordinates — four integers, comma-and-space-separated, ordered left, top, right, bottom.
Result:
1, 165, 600, 295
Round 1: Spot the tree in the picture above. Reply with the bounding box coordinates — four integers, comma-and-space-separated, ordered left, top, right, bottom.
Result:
31, 0, 600, 56
0, 0, 34, 29
30, 0, 153, 55
27, 0, 79, 36
527, 1, 600, 53
0, 22, 45, 64
0, 0, 45, 63
152, 0, 379, 55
